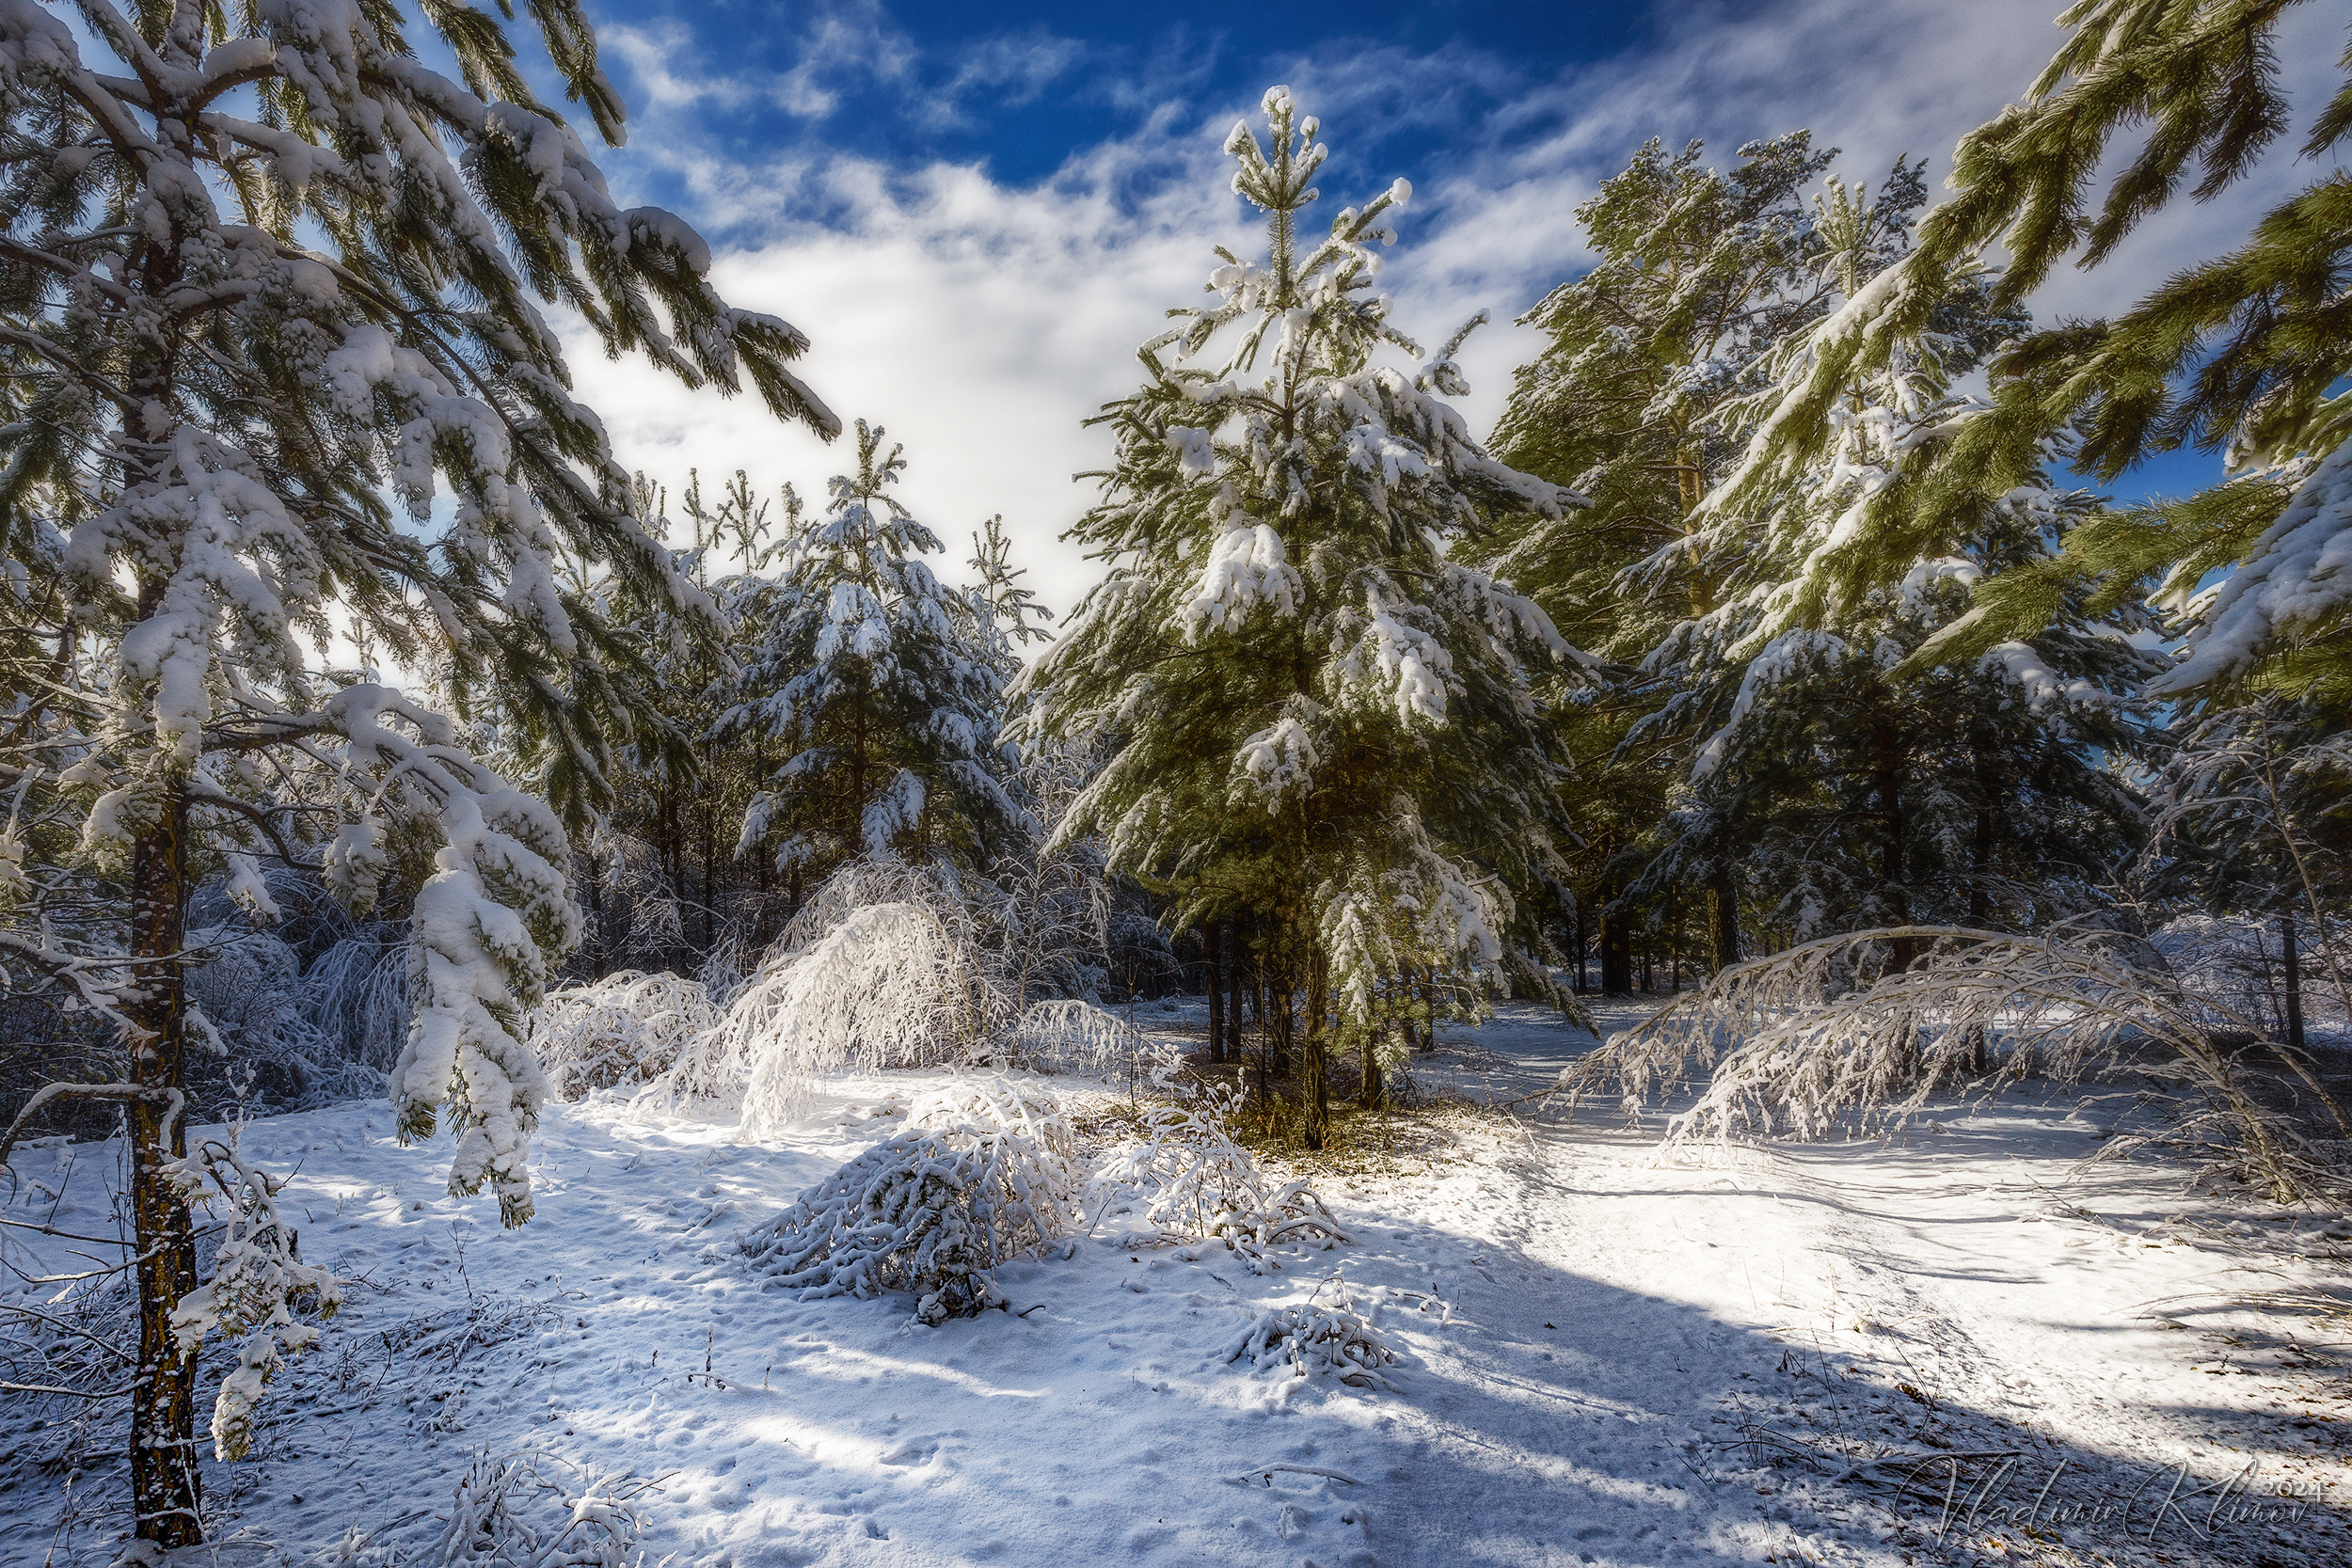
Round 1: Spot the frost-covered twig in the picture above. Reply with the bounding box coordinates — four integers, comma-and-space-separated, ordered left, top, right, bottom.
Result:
1225, 1294, 1400, 1391
423, 1449, 669, 1568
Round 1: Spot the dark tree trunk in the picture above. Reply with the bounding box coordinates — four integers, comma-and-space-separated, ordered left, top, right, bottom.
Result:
1205, 919, 1225, 1065
1301, 939, 1329, 1149
1228, 915, 1248, 1070
129, 784, 199, 1548
1599, 898, 1633, 996
2284, 910, 2306, 1053
1707, 863, 1739, 973
1874, 709, 1915, 972
1359, 1021, 1384, 1109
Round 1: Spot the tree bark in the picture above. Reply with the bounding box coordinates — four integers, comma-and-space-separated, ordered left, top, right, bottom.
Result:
128, 784, 200, 1548
1204, 919, 1226, 1065
2284, 910, 2306, 1054
1599, 895, 1633, 996
1301, 938, 1329, 1149
1707, 863, 1739, 974
1873, 709, 1915, 972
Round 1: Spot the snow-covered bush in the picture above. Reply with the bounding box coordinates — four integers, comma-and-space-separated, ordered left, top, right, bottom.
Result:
1227, 1296, 1400, 1391
740, 1079, 1080, 1319
1009, 999, 1174, 1084
1091, 1085, 1349, 1266
2152, 914, 2351, 1041
166, 1130, 342, 1461
1564, 923, 2348, 1201
629, 850, 1159, 1132
423, 1449, 663, 1568
294, 929, 414, 1074
530, 972, 720, 1100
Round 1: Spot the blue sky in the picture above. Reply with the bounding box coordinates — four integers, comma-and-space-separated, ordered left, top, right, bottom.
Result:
557, 0, 2334, 613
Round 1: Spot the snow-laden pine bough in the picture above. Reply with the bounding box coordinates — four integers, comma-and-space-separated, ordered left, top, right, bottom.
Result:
738, 1078, 1084, 1322
1089, 1083, 1349, 1271
1556, 924, 2350, 1202
529, 971, 720, 1100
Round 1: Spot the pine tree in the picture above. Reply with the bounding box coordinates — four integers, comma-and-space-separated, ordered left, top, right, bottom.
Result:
714, 422, 1024, 883
1014, 87, 1585, 1144
1486, 134, 1851, 649
1646, 177, 2154, 963
0, 3, 832, 1543
1708, 0, 2352, 699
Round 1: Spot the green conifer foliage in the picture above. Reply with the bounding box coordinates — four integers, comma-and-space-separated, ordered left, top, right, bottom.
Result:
1015, 87, 1584, 1142
1710, 0, 2352, 698
713, 422, 1024, 881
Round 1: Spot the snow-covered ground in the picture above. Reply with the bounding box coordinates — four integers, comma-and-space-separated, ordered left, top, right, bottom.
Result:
5, 997, 2349, 1566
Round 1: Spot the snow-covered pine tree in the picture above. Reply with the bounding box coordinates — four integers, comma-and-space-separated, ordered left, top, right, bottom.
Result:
713, 422, 1024, 884
1013, 87, 1584, 1144
1633, 177, 2158, 960
1706, 0, 2352, 702
0, 2, 833, 1543
1478, 136, 1884, 973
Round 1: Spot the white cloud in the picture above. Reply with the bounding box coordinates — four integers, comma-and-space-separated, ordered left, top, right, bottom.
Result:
577, 0, 2352, 624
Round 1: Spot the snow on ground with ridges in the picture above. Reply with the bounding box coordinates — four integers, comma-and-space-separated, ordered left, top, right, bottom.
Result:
4, 997, 2348, 1566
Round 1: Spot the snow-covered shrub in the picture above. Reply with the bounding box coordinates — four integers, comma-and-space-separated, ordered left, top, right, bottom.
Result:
2152, 913, 2351, 1040
294, 928, 413, 1072
740, 1079, 1080, 1319
907, 1079, 1079, 1165
1091, 1085, 1349, 1265
633, 844, 1153, 1132
1564, 923, 2348, 1201
530, 972, 719, 1100
424, 1449, 662, 1568
1227, 1297, 1400, 1391
183, 929, 388, 1110
166, 1129, 342, 1461
1009, 998, 1176, 1085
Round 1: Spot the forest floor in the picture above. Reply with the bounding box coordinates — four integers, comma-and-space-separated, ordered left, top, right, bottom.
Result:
5, 996, 2351, 1568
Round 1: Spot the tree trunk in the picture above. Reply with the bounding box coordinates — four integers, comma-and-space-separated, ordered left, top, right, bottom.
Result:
1359, 1021, 1384, 1110
1707, 863, 1739, 974
1874, 708, 1915, 972
2284, 910, 2306, 1053
128, 784, 200, 1548
1301, 939, 1329, 1150
1599, 898, 1632, 996
1205, 920, 1226, 1065
1228, 915, 1248, 1072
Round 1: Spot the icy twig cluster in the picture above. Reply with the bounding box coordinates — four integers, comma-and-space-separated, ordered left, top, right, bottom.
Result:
1563, 923, 2348, 1201
1091, 1085, 1348, 1269
1226, 1293, 1400, 1391
530, 971, 720, 1100
423, 1449, 665, 1568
